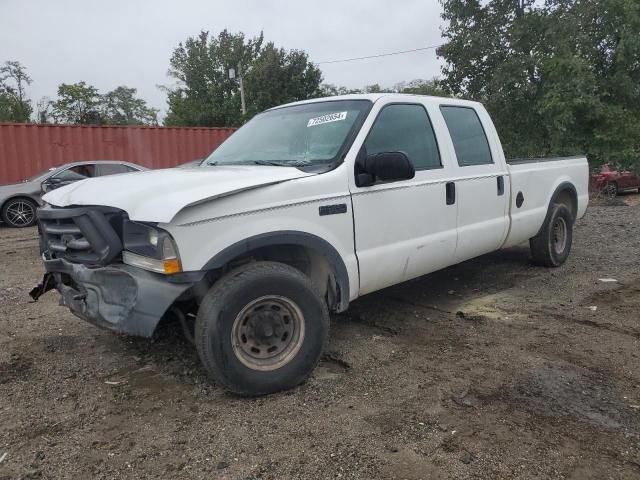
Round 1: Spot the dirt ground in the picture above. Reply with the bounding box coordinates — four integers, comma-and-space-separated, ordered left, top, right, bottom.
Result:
1, 194, 640, 480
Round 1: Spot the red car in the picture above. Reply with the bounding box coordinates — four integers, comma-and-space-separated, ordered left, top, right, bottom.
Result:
590, 164, 640, 197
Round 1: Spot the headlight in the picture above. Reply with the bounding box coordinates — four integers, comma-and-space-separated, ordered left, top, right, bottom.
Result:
122, 221, 181, 274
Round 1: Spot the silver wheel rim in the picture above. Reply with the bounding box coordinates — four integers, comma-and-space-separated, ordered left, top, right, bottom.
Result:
552, 216, 567, 255
231, 295, 305, 371
5, 200, 35, 226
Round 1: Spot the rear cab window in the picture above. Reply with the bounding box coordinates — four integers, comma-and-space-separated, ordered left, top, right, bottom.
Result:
440, 106, 493, 167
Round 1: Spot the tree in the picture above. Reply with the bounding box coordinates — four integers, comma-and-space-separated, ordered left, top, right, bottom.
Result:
164, 30, 263, 127
437, 0, 640, 168
361, 84, 392, 94
438, 0, 550, 158
317, 78, 447, 97
49, 81, 102, 124
47, 83, 158, 125
0, 60, 33, 122
101, 86, 158, 125
317, 84, 362, 96
244, 43, 323, 116
395, 79, 447, 97
164, 30, 323, 127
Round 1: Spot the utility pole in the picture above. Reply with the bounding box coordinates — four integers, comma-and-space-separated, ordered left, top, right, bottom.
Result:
229, 64, 247, 117
237, 62, 246, 116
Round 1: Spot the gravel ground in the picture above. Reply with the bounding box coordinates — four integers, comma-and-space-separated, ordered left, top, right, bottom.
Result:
1, 194, 639, 480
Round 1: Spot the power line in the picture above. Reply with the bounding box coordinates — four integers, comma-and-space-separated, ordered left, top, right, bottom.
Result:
317, 44, 443, 65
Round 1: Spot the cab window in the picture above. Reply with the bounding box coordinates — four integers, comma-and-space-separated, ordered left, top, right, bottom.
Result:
440, 106, 493, 166
364, 104, 441, 170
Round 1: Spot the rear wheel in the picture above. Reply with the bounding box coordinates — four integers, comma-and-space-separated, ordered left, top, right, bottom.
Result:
195, 262, 329, 395
530, 204, 574, 267
605, 182, 618, 199
1, 198, 38, 228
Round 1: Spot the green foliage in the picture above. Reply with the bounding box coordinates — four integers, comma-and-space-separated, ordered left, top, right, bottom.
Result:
318, 78, 447, 97
438, 0, 640, 169
0, 60, 33, 122
48, 81, 157, 125
317, 84, 362, 96
244, 43, 323, 117
101, 86, 158, 125
394, 79, 447, 97
164, 30, 323, 127
49, 82, 102, 124
164, 30, 261, 127
363, 84, 392, 94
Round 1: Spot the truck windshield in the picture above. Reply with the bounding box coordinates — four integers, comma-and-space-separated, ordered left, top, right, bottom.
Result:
202, 100, 371, 168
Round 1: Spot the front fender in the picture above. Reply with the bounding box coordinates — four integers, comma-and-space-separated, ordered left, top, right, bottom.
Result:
202, 231, 351, 312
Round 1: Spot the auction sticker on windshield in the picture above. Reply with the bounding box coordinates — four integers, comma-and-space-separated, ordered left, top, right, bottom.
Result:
307, 111, 348, 127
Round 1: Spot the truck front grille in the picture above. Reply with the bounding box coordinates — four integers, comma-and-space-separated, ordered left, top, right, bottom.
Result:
38, 205, 124, 265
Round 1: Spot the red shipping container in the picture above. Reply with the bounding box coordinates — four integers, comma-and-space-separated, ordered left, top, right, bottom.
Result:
0, 123, 235, 184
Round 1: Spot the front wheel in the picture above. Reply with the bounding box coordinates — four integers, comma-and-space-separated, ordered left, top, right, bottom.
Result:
1, 198, 38, 228
195, 262, 329, 395
529, 203, 574, 267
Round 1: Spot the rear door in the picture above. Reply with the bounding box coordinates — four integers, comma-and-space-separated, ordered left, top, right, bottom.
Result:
438, 105, 509, 263
351, 101, 457, 295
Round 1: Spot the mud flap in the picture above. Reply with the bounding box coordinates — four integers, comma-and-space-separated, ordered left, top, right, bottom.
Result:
29, 273, 56, 301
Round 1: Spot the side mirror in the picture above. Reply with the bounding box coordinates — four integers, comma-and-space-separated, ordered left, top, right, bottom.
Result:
41, 177, 62, 193
356, 152, 415, 187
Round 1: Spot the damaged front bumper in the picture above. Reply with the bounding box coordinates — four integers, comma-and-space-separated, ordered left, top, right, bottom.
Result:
30, 257, 202, 337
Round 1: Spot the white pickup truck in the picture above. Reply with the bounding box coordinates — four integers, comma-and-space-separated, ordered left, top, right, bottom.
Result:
32, 94, 589, 395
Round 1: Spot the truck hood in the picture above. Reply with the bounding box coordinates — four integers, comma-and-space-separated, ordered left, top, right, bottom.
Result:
42, 165, 315, 223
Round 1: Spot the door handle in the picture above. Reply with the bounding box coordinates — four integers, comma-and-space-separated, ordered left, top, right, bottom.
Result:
497, 175, 504, 196
446, 182, 456, 205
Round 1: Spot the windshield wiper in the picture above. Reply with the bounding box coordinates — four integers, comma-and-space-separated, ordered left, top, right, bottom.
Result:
249, 160, 312, 167
204, 159, 312, 167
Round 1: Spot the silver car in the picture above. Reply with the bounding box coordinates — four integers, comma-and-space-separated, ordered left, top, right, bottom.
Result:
0, 160, 146, 228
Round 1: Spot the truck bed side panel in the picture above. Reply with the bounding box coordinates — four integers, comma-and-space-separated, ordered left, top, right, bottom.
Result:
503, 157, 589, 248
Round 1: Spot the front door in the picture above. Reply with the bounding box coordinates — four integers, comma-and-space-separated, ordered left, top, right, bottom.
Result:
351, 102, 458, 295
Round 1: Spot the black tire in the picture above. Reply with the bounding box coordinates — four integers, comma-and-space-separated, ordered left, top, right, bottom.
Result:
529, 203, 574, 267
195, 261, 329, 396
1, 197, 38, 228
605, 182, 618, 199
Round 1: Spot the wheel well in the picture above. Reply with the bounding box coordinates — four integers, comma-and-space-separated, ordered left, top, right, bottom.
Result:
1, 195, 38, 218
554, 187, 577, 219
2, 195, 36, 208
210, 244, 343, 312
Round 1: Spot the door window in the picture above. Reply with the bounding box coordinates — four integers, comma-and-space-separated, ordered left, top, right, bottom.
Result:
53, 164, 96, 181
96, 163, 137, 176
440, 106, 493, 166
364, 104, 441, 170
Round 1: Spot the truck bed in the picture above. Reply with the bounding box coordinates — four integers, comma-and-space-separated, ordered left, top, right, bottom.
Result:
507, 155, 586, 165
502, 155, 589, 248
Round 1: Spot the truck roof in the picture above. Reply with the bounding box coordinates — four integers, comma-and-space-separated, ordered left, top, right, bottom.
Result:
272, 93, 482, 110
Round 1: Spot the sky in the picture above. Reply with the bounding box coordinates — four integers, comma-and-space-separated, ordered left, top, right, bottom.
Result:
0, 0, 445, 117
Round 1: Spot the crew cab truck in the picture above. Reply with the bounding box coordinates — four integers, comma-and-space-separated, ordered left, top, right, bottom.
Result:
32, 94, 589, 395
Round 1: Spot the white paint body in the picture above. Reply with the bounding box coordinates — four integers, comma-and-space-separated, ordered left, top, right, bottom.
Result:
44, 94, 589, 304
